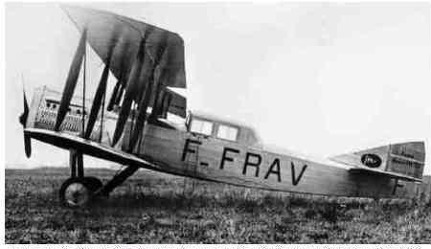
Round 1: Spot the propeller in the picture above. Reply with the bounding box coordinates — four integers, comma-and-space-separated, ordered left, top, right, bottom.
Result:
19, 87, 31, 158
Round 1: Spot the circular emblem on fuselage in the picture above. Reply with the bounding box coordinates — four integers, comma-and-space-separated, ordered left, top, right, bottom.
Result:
360, 154, 382, 168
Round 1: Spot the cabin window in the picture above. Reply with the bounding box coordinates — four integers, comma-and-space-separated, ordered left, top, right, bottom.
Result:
190, 119, 213, 136
216, 124, 239, 141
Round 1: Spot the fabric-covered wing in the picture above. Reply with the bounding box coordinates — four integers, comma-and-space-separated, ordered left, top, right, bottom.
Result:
61, 5, 187, 116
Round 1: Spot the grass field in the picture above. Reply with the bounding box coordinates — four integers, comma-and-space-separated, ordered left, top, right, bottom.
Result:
5, 167, 431, 243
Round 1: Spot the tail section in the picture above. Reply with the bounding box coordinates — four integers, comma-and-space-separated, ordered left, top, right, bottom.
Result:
330, 141, 425, 181
388, 142, 425, 179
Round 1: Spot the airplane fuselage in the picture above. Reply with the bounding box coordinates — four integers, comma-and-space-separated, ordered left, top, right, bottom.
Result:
25, 86, 419, 199
131, 122, 416, 198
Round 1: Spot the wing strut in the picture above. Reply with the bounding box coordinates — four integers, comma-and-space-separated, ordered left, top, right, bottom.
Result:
81, 40, 87, 136
111, 27, 155, 146
84, 31, 118, 139
106, 42, 131, 112
149, 45, 178, 119
54, 28, 87, 131
62, 5, 187, 119
84, 59, 110, 139
128, 33, 169, 151
107, 80, 120, 111
111, 38, 147, 146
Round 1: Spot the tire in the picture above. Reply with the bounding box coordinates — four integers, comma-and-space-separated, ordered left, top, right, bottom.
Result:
59, 178, 92, 208
83, 176, 103, 192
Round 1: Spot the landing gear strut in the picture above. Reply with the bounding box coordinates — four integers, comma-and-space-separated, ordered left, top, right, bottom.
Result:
59, 149, 139, 208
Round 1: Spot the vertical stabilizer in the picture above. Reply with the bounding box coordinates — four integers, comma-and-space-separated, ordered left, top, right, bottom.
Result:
330, 141, 425, 180
387, 142, 425, 179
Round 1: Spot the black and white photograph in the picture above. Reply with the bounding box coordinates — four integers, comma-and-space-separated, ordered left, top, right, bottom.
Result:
3, 1, 431, 244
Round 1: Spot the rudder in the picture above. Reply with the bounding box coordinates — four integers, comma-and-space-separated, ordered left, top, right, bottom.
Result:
330, 141, 425, 180
387, 141, 425, 179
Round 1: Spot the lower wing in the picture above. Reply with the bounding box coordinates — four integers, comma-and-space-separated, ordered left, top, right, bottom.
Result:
24, 128, 160, 171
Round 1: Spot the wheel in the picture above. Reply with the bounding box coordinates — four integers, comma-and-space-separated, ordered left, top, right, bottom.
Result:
59, 178, 92, 208
83, 176, 103, 192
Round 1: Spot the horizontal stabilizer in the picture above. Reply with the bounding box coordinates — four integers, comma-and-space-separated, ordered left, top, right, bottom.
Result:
348, 168, 422, 182
330, 141, 425, 182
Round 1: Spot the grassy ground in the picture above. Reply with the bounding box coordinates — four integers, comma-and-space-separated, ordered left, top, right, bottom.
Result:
5, 167, 431, 243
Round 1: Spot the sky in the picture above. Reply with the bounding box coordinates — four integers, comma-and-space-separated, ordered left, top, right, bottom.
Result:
4, 2, 431, 174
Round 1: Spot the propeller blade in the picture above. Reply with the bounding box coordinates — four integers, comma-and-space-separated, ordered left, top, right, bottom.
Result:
19, 89, 31, 158
19, 89, 29, 128
54, 28, 87, 131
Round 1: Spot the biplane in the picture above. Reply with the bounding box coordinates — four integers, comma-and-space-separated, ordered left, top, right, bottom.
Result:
19, 5, 426, 208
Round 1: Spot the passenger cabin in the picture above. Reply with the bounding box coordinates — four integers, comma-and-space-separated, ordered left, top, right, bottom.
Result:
185, 111, 261, 148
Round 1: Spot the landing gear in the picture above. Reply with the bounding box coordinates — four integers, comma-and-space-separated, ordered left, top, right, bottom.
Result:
59, 149, 139, 208
83, 176, 103, 192
59, 178, 91, 208
59, 177, 104, 207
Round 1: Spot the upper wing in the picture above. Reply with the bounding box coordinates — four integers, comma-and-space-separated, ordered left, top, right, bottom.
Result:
60, 5, 187, 147
61, 5, 186, 89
